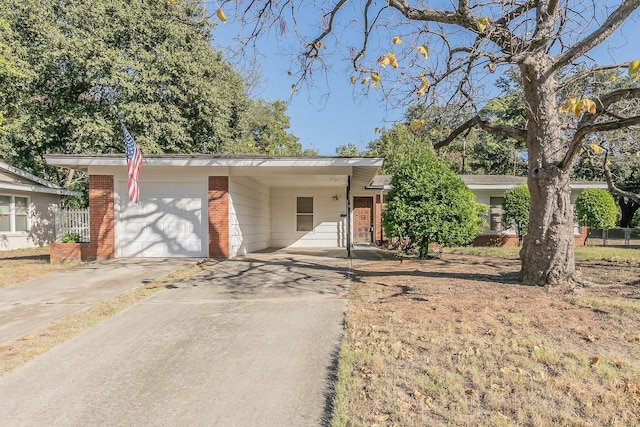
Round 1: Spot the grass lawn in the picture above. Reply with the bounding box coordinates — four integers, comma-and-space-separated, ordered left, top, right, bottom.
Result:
332, 249, 640, 426
0, 246, 81, 288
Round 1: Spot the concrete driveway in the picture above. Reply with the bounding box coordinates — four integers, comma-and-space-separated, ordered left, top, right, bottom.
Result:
0, 258, 197, 345
0, 249, 361, 426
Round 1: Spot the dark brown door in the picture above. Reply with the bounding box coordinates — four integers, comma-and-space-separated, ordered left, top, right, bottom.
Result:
353, 197, 373, 244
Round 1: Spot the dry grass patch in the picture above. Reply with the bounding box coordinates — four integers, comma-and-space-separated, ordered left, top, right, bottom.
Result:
0, 246, 81, 288
0, 260, 213, 377
332, 254, 640, 426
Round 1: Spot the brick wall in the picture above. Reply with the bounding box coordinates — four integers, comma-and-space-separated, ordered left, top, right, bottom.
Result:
473, 227, 589, 247
208, 176, 229, 259
88, 175, 115, 259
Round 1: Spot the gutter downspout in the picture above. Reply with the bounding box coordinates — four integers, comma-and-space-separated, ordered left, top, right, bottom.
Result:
346, 176, 351, 258
379, 188, 384, 244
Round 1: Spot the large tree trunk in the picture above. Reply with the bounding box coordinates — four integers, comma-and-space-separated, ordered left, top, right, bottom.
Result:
518, 56, 579, 286
619, 198, 639, 228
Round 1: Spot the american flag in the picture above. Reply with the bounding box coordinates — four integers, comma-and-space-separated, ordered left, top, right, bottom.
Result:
122, 124, 143, 203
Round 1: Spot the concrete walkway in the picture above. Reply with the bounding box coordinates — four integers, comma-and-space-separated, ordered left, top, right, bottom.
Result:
0, 258, 198, 345
0, 249, 377, 426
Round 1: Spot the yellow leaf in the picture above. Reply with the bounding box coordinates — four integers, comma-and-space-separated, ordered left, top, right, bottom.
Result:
350, 76, 357, 84
417, 79, 429, 97
610, 75, 617, 82
590, 144, 602, 154
572, 99, 584, 118
583, 98, 596, 114
373, 127, 380, 134
167, 0, 174, 3
377, 55, 390, 67
558, 95, 577, 113
371, 80, 379, 88
629, 60, 640, 76
393, 36, 402, 45
361, 76, 371, 84
371, 73, 380, 82
216, 7, 227, 23
388, 52, 398, 68
410, 120, 423, 131
290, 84, 296, 93
477, 17, 491, 32
417, 45, 429, 59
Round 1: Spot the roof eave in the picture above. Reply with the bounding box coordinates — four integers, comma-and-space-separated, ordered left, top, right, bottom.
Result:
44, 154, 385, 170
0, 182, 83, 197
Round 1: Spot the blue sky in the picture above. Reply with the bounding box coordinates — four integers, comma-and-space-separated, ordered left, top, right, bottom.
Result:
210, 4, 639, 156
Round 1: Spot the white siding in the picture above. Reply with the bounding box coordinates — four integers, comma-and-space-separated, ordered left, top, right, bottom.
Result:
270, 187, 347, 248
229, 177, 270, 257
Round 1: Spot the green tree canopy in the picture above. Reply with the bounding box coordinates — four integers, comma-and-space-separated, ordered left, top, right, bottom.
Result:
366, 124, 434, 175
502, 184, 530, 244
575, 189, 618, 229
246, 99, 314, 156
335, 143, 360, 157
0, 0, 252, 187
382, 154, 486, 258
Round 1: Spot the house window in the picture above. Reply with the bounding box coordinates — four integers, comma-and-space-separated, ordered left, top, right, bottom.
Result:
296, 196, 313, 232
490, 197, 503, 231
0, 195, 30, 233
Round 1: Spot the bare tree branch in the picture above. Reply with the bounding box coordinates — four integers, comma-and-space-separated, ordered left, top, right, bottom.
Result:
552, 0, 640, 72
434, 115, 527, 149
560, 87, 640, 171
603, 150, 640, 204
557, 64, 629, 90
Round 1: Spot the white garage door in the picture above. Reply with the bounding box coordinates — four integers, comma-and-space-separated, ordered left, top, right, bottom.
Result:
118, 182, 207, 257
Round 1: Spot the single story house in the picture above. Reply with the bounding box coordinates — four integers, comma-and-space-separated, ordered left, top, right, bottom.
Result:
44, 155, 385, 259
0, 160, 82, 250
367, 174, 609, 247
44, 154, 609, 258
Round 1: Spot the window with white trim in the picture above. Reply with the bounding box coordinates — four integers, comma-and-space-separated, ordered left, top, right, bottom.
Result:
0, 195, 30, 233
296, 196, 314, 232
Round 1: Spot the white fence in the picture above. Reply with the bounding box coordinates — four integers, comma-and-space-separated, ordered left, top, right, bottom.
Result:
55, 209, 90, 242
586, 227, 640, 246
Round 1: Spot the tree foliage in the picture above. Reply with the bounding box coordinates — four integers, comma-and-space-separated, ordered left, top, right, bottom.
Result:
366, 123, 434, 174
502, 184, 530, 244
246, 99, 314, 156
335, 143, 360, 157
0, 0, 309, 189
382, 154, 486, 258
575, 189, 618, 229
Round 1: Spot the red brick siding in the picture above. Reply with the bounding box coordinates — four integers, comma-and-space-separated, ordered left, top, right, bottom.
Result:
88, 175, 115, 259
208, 176, 229, 259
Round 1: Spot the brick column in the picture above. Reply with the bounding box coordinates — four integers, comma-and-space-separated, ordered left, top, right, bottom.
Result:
208, 176, 229, 259
88, 175, 115, 259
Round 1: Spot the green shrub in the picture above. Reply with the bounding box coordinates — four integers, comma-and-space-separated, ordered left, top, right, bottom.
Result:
502, 184, 530, 242
62, 232, 82, 243
575, 189, 617, 229
382, 154, 486, 258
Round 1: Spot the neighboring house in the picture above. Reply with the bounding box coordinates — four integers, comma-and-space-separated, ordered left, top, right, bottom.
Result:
44, 155, 384, 259
0, 161, 82, 250
367, 174, 609, 247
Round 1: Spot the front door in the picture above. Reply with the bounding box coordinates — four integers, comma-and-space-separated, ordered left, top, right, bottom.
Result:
353, 197, 373, 244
